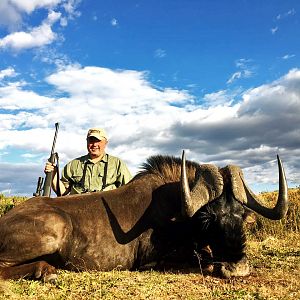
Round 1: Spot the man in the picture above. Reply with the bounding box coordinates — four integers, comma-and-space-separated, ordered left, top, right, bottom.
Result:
44, 128, 132, 195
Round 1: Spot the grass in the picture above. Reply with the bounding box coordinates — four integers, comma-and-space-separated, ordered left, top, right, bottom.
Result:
0, 189, 299, 300
0, 194, 27, 216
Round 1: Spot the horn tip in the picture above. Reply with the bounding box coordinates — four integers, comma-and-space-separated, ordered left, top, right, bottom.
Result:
276, 155, 285, 171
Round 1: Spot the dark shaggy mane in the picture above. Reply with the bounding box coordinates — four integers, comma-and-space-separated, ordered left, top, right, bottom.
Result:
134, 155, 199, 182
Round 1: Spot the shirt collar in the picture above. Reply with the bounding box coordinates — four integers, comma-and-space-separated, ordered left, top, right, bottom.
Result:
85, 153, 108, 164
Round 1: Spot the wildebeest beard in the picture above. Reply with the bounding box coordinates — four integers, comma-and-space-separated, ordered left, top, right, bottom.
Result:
192, 189, 248, 265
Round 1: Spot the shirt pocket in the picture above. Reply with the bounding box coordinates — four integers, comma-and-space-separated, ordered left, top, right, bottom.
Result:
72, 175, 83, 184
106, 165, 117, 182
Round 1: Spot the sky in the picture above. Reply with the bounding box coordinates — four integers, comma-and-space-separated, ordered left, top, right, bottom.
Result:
0, 0, 299, 197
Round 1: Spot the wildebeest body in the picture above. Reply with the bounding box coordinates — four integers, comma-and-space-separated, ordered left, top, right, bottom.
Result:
0, 153, 288, 281
0, 175, 166, 272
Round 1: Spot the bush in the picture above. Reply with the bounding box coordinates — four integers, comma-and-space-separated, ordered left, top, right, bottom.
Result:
0, 194, 28, 217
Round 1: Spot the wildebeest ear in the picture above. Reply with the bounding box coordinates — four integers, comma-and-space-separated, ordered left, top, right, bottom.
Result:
222, 165, 248, 204
191, 164, 224, 203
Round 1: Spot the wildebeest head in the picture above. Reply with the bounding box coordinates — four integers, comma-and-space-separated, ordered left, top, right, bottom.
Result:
179, 151, 288, 278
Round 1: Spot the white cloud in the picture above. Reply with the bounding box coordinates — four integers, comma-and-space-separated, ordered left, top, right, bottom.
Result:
276, 9, 296, 20
154, 48, 166, 58
0, 1, 22, 30
0, 0, 62, 29
0, 11, 61, 51
282, 54, 295, 60
203, 90, 234, 107
235, 58, 252, 69
0, 82, 53, 110
0, 67, 16, 80
272, 9, 296, 37
45, 66, 190, 110
47, 10, 61, 23
0, 23, 56, 50
62, 0, 81, 18
227, 59, 254, 84
60, 16, 68, 26
9, 0, 61, 14
227, 71, 242, 84
0, 0, 81, 51
271, 26, 278, 34
111, 18, 118, 26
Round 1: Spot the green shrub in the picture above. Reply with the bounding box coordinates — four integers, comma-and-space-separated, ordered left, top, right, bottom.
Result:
0, 194, 28, 217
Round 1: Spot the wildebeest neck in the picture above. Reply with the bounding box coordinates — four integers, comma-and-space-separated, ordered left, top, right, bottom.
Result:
99, 174, 184, 243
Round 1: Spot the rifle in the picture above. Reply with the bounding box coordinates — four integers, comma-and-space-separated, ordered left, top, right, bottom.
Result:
33, 176, 44, 196
33, 123, 59, 197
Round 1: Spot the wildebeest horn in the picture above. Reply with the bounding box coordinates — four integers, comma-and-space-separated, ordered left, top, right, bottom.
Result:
242, 156, 288, 220
180, 150, 224, 218
180, 150, 193, 217
225, 155, 289, 220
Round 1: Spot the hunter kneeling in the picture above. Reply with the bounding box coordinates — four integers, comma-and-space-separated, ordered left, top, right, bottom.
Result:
44, 127, 132, 195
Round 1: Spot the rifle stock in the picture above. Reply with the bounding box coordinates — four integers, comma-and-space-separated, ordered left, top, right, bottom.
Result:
41, 123, 59, 197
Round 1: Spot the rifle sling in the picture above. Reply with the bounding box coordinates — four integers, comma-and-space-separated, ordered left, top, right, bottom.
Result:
102, 156, 108, 189
55, 152, 62, 197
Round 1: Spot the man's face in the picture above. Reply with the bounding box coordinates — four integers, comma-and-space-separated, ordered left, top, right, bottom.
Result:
87, 137, 107, 159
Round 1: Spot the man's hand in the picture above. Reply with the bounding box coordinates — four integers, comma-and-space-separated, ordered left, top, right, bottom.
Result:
44, 161, 68, 196
44, 162, 56, 173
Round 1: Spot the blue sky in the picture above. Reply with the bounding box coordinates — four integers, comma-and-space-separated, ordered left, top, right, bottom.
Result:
0, 0, 299, 196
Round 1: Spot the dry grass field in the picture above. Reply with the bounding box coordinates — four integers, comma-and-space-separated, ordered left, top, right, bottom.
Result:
0, 189, 299, 300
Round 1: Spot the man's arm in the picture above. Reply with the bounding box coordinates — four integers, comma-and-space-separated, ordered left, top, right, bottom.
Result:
116, 159, 132, 186
44, 162, 70, 196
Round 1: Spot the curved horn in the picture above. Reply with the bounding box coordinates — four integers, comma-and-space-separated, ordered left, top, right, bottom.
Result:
180, 150, 224, 218
242, 155, 289, 220
180, 150, 193, 217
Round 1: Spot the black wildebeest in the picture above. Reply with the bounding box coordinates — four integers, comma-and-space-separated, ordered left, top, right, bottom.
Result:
0, 151, 288, 282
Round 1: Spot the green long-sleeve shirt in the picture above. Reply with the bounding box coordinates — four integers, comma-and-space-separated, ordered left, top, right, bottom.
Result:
61, 153, 132, 194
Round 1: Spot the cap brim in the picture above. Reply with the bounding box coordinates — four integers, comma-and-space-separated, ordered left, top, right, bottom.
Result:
87, 134, 103, 140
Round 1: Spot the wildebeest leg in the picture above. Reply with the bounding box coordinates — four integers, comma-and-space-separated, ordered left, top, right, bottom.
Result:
0, 261, 57, 282
195, 245, 214, 274
0, 208, 72, 282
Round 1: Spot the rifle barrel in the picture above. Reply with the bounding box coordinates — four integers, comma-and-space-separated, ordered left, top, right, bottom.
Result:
42, 123, 59, 197
50, 122, 59, 158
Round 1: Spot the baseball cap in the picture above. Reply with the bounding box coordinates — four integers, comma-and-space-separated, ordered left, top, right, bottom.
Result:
87, 128, 108, 141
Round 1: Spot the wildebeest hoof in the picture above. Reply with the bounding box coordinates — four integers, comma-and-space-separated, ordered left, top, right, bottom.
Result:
218, 259, 250, 278
201, 263, 214, 275
43, 273, 58, 284
34, 261, 57, 283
